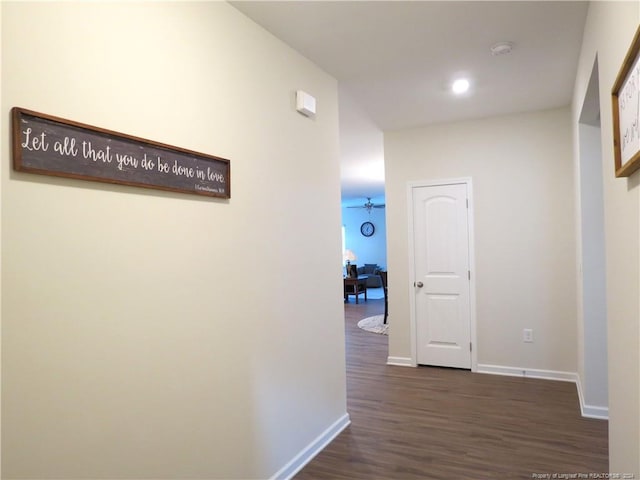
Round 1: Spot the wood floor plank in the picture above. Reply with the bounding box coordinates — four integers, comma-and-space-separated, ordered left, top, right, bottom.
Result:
295, 298, 608, 479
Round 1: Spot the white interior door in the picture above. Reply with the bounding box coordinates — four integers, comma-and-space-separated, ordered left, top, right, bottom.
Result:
413, 183, 471, 368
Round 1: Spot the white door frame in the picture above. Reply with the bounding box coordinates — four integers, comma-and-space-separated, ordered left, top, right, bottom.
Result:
407, 177, 478, 371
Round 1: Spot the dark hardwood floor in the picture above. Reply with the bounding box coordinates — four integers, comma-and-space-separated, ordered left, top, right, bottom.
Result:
295, 297, 608, 479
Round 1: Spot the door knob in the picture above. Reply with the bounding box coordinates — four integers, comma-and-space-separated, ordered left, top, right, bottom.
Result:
415, 281, 424, 288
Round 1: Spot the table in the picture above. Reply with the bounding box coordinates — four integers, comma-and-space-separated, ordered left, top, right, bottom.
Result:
344, 276, 367, 304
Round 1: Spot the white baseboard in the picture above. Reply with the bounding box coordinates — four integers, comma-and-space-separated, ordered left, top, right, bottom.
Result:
387, 356, 414, 367
477, 364, 608, 420
270, 413, 351, 480
477, 364, 578, 382
579, 403, 609, 420
575, 375, 609, 420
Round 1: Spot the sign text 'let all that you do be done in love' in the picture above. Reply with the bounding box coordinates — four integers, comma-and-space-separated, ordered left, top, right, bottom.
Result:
12, 108, 230, 198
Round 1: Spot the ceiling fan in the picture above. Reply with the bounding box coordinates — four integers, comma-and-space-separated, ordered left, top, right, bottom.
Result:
347, 197, 386, 214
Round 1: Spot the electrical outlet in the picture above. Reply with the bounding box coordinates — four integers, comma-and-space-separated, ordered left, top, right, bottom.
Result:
523, 328, 534, 343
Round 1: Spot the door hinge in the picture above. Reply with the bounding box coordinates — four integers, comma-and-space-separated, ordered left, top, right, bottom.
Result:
468, 270, 471, 280
470, 342, 472, 352
466, 198, 469, 208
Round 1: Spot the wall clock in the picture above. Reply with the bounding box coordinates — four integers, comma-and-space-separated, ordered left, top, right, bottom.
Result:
360, 221, 375, 237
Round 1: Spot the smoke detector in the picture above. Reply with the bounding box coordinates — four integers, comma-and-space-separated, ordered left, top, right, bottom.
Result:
490, 41, 513, 56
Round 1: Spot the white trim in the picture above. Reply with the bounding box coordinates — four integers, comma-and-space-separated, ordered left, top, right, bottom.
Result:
387, 356, 414, 367
575, 375, 609, 420
407, 178, 477, 371
270, 413, 351, 480
580, 404, 608, 420
406, 185, 418, 367
477, 364, 578, 382
478, 364, 608, 420
466, 180, 478, 372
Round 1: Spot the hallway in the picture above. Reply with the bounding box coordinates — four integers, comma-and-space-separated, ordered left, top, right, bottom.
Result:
296, 298, 608, 479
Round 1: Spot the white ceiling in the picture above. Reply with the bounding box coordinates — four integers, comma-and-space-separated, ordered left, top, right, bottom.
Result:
230, 1, 589, 203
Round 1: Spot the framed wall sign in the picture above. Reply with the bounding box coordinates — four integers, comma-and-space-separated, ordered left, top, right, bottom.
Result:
612, 25, 640, 177
12, 107, 231, 198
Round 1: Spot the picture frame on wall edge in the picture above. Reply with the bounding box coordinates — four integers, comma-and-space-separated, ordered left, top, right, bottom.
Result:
612, 24, 640, 178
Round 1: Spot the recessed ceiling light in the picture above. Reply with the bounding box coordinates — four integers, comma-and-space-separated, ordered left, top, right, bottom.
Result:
491, 41, 513, 56
452, 78, 470, 95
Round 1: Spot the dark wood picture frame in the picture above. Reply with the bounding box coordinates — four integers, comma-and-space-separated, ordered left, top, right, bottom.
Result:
12, 107, 231, 198
612, 25, 640, 177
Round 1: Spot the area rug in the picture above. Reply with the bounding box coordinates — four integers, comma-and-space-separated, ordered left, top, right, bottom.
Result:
357, 315, 388, 335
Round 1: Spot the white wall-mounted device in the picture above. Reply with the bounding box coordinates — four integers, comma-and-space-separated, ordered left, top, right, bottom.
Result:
296, 90, 316, 117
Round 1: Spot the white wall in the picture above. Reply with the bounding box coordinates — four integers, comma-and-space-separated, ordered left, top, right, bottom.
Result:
341, 206, 387, 269
384, 108, 577, 374
1, 2, 346, 478
572, 1, 640, 474
577, 121, 608, 413
338, 86, 385, 200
